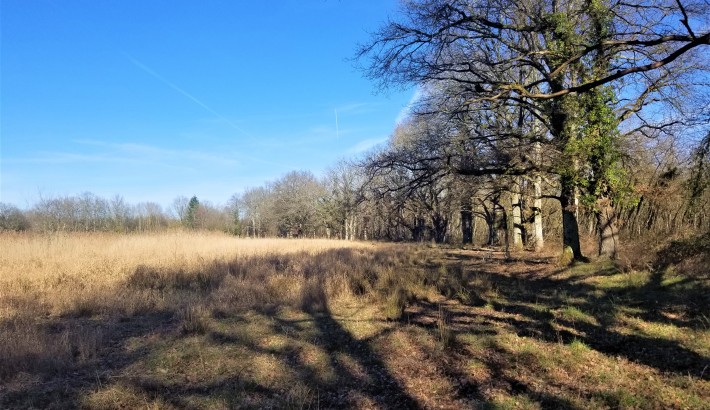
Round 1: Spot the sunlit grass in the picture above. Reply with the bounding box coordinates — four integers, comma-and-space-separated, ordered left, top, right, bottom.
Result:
589, 269, 652, 290
556, 305, 598, 325
1, 232, 708, 409
0, 231, 372, 319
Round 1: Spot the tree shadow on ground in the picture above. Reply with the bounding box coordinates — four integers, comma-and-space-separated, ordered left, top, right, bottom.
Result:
2, 247, 421, 409
401, 300, 585, 409
0, 309, 177, 409
279, 312, 422, 407
434, 249, 710, 381
3, 244, 708, 408
124, 277, 426, 408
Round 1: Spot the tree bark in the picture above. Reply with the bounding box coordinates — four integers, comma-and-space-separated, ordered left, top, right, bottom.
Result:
533, 174, 544, 252
561, 176, 584, 262
511, 181, 524, 250
486, 207, 498, 246
461, 203, 473, 244
596, 197, 619, 259
412, 216, 426, 242
502, 202, 511, 260
471, 206, 477, 245
344, 211, 357, 241
432, 214, 448, 244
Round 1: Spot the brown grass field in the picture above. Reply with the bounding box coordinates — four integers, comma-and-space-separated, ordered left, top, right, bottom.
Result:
1, 231, 708, 409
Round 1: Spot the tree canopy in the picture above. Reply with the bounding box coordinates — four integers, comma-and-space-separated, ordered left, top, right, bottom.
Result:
357, 0, 709, 259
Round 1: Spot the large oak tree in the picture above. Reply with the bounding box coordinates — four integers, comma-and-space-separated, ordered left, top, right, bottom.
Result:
358, 0, 709, 260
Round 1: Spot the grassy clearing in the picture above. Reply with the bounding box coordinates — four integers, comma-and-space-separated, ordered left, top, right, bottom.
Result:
1, 231, 708, 409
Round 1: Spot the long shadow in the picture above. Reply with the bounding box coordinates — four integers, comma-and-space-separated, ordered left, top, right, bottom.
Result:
119, 276, 425, 408
635, 233, 710, 329
127, 371, 280, 409
5, 244, 707, 408
1, 249, 317, 409
0, 309, 177, 409
395, 249, 709, 408
278, 276, 423, 409
391, 297, 583, 408
484, 343, 583, 409
437, 251, 710, 380
2, 251, 285, 408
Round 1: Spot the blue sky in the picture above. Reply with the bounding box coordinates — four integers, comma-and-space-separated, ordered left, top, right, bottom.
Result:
1, 0, 415, 209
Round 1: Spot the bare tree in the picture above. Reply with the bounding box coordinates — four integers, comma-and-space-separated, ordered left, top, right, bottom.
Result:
171, 195, 190, 225
358, 0, 709, 260
321, 160, 364, 240
240, 186, 274, 237
271, 171, 326, 238
0, 203, 30, 231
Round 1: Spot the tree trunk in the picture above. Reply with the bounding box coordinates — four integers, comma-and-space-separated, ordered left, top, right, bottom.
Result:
500, 202, 511, 259
461, 203, 473, 244
596, 197, 618, 259
510, 183, 523, 250
413, 217, 426, 242
344, 214, 349, 241
345, 212, 356, 241
533, 174, 544, 252
362, 216, 369, 241
432, 214, 448, 244
486, 208, 498, 246
471, 207, 477, 245
560, 177, 584, 262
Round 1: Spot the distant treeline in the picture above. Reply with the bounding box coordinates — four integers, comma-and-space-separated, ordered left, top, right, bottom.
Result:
0, 193, 234, 234
2, 135, 709, 251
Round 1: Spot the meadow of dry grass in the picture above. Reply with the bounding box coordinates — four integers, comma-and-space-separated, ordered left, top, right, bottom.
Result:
0, 231, 371, 319
1, 231, 708, 409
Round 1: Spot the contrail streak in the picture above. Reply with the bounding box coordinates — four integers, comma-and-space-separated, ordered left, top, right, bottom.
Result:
122, 52, 252, 138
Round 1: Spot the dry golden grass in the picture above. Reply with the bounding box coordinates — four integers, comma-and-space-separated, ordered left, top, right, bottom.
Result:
1, 231, 708, 409
0, 231, 379, 386
0, 231, 371, 318
0, 230, 370, 283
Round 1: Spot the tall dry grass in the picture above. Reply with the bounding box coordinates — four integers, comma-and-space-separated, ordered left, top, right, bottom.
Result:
0, 231, 372, 316
0, 231, 431, 382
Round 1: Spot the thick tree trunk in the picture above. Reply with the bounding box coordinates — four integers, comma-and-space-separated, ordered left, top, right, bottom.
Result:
502, 203, 511, 260
461, 203, 473, 244
533, 174, 544, 252
560, 177, 584, 262
486, 211, 498, 246
510, 184, 524, 250
432, 214, 448, 244
344, 212, 357, 241
471, 208, 477, 245
344, 215, 349, 241
362, 216, 369, 241
596, 197, 619, 259
413, 217, 426, 242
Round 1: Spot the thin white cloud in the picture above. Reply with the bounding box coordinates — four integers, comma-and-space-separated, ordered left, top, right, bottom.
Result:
73, 139, 240, 166
395, 88, 423, 125
335, 102, 375, 115
5, 152, 196, 172
5, 140, 244, 171
347, 137, 388, 154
